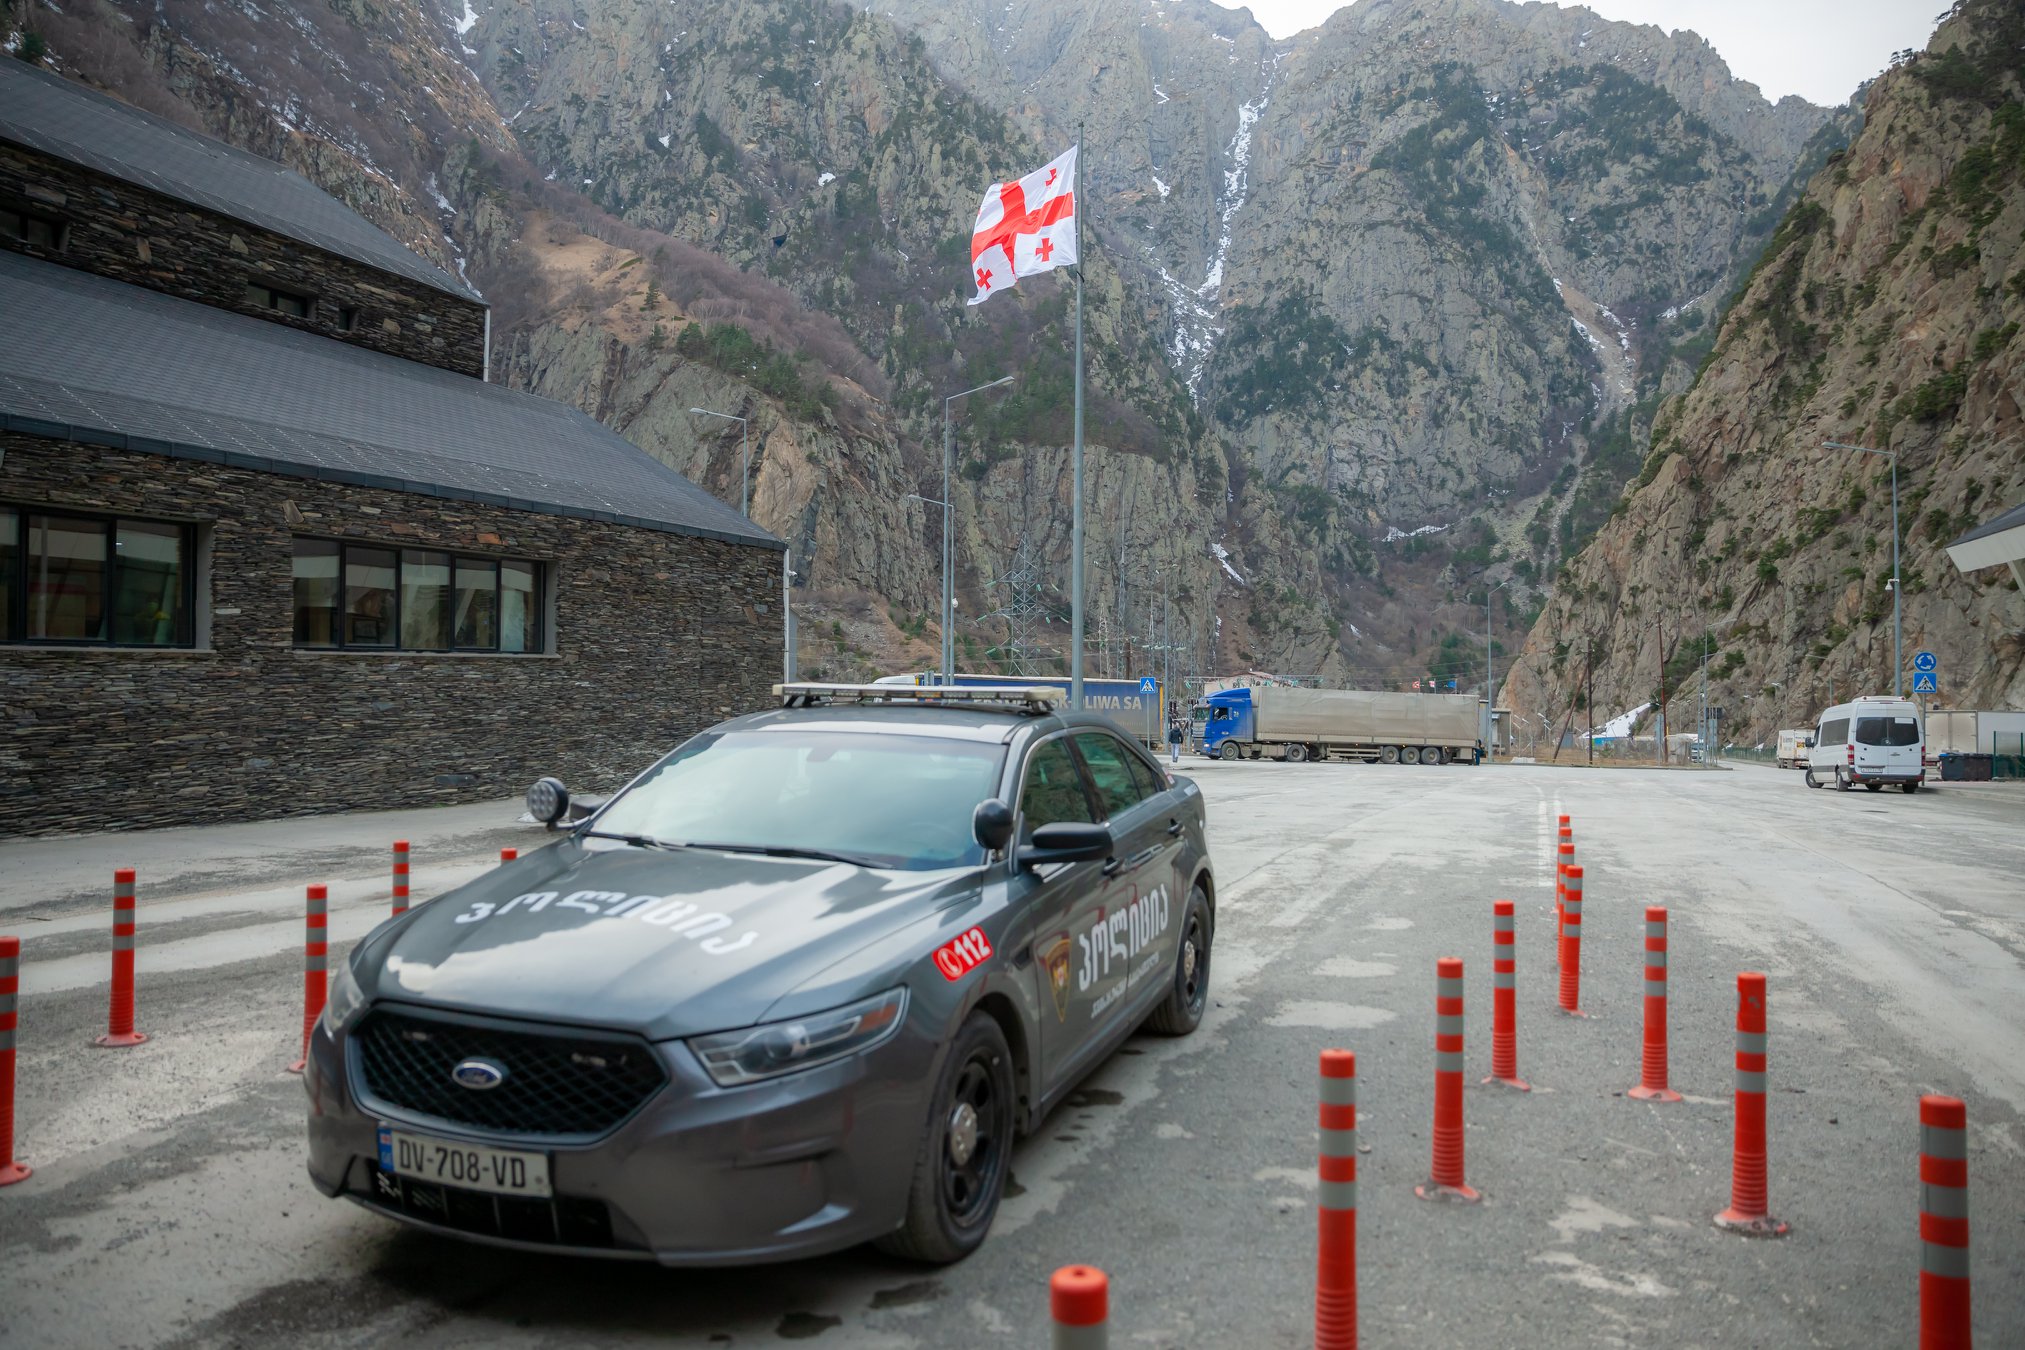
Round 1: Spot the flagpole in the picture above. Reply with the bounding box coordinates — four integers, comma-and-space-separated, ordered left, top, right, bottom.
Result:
1070, 128, 1086, 711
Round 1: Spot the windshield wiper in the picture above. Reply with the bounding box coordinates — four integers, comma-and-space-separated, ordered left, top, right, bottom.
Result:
579, 830, 686, 851
683, 841, 883, 868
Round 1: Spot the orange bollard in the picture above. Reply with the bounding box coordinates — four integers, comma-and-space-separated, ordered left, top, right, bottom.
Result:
391, 840, 410, 916
1417, 957, 1480, 1202
1484, 900, 1528, 1090
1553, 835, 1574, 966
1316, 1049, 1358, 1349
95, 867, 148, 1048
0, 936, 26, 1186
1556, 865, 1588, 1017
1919, 1095, 1971, 1348
288, 884, 328, 1075
1627, 906, 1680, 1101
1050, 1264, 1108, 1349
500, 848, 518, 863
1714, 972, 1787, 1236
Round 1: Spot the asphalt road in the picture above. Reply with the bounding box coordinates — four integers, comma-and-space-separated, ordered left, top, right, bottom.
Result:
2, 762, 2021, 1348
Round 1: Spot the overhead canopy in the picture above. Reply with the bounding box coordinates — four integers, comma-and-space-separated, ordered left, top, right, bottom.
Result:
1945, 500, 2025, 590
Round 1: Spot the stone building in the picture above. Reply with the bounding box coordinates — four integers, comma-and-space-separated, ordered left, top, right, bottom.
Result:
0, 61, 784, 834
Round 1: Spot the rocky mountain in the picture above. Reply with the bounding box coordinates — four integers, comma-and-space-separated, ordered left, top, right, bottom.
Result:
10, 0, 1875, 699
1505, 0, 2025, 747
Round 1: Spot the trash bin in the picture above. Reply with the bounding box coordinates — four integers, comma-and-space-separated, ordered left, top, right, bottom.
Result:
1939, 753, 1967, 782
1964, 753, 1994, 782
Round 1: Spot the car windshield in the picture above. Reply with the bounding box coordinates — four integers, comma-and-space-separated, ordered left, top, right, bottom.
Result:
589, 730, 1006, 871
1854, 716, 1920, 747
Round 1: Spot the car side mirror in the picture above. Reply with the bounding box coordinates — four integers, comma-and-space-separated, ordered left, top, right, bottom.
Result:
1017, 821, 1112, 870
973, 797, 1015, 852
526, 775, 570, 828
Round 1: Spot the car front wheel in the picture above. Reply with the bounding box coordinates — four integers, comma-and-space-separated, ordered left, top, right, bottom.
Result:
1220, 741, 1241, 761
1145, 883, 1212, 1036
878, 1012, 1015, 1264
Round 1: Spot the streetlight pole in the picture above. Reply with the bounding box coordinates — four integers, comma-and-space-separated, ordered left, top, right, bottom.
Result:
942, 375, 1015, 686
688, 407, 750, 517
1824, 440, 1901, 697
1484, 578, 1511, 760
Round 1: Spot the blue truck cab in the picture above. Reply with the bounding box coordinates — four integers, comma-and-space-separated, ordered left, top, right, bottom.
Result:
1201, 688, 1255, 758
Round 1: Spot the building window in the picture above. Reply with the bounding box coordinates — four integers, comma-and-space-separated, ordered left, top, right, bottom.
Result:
293, 539, 544, 653
0, 505, 194, 646
0, 205, 65, 251
245, 281, 314, 319
337, 306, 359, 332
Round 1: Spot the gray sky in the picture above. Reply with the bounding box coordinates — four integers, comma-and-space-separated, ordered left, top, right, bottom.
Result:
1232, 0, 1943, 106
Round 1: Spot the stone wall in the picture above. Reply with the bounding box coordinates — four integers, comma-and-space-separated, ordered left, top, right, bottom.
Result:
0, 434, 783, 835
0, 145, 487, 378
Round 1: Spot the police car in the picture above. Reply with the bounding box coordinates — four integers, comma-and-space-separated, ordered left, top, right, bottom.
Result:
305, 683, 1216, 1265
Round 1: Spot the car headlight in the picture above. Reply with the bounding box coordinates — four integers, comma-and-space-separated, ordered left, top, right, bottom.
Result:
321, 956, 366, 1036
688, 987, 908, 1088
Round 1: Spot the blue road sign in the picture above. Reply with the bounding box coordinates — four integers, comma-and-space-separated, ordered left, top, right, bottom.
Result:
1913, 671, 1938, 693
1913, 650, 1937, 673
1139, 676, 1158, 694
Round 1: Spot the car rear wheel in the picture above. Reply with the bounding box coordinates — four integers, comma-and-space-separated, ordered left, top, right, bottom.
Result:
1146, 883, 1213, 1036
1865, 782, 1883, 792
1286, 742, 1308, 763
1835, 768, 1852, 792
1380, 746, 1399, 765
1903, 781, 1921, 794
878, 1012, 1015, 1264
1219, 741, 1241, 762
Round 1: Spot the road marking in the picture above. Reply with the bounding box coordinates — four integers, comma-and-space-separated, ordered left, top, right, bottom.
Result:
1263, 1001, 1397, 1030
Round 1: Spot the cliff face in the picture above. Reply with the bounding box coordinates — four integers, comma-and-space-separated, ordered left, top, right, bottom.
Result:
1505, 0, 2025, 745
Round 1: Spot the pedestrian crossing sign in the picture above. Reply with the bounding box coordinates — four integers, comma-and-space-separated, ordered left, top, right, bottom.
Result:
1912, 671, 1937, 693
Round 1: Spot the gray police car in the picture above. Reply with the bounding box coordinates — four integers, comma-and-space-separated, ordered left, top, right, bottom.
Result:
305, 683, 1215, 1265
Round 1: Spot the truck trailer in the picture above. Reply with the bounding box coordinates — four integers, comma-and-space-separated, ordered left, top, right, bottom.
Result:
1200, 686, 1485, 764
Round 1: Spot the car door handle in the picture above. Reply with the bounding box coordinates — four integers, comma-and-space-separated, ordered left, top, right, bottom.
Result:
1166, 818, 1183, 837
1101, 856, 1123, 877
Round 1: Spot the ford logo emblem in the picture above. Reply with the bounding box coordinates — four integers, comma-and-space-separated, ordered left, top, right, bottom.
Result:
450, 1058, 507, 1091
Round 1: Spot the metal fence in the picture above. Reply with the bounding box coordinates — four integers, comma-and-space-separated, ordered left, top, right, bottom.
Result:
1996, 733, 2024, 781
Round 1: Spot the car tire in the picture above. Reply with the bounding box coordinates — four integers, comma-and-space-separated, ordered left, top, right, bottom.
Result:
1286, 742, 1308, 763
1145, 883, 1213, 1036
877, 1011, 1016, 1265
1835, 768, 1852, 792
1903, 781, 1921, 794
1865, 783, 1883, 792
1804, 769, 1822, 789
1219, 742, 1241, 762
1380, 746, 1399, 765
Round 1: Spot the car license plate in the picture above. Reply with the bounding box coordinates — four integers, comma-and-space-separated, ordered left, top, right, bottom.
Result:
377, 1124, 551, 1198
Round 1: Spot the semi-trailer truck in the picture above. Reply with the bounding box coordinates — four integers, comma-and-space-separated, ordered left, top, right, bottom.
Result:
1200, 686, 1485, 764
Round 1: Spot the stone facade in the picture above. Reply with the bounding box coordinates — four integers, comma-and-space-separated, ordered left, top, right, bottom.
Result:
0, 433, 783, 835
0, 145, 487, 377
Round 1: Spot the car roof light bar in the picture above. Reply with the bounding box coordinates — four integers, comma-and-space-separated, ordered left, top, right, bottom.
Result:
774, 682, 1061, 713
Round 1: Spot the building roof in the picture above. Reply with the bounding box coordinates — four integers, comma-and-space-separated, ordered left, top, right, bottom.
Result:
0, 60, 480, 304
0, 251, 780, 551
1946, 500, 2025, 574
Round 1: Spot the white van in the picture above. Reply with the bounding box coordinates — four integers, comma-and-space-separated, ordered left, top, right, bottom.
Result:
1804, 697, 1924, 793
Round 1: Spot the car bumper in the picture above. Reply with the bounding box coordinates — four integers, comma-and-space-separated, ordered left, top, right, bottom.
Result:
304, 1009, 935, 1266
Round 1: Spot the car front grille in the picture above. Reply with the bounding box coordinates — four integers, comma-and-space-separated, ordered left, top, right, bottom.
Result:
363, 1162, 632, 1251
353, 1007, 668, 1138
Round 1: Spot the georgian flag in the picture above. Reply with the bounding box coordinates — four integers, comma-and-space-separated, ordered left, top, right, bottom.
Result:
967, 145, 1078, 306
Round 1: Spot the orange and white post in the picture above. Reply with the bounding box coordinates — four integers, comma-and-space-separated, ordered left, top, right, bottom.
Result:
1556, 865, 1588, 1017
1049, 1265, 1108, 1349
1485, 899, 1528, 1091
1316, 1049, 1357, 1349
1714, 972, 1786, 1236
1417, 956, 1480, 1203
1627, 906, 1679, 1102
391, 840, 410, 916
95, 867, 148, 1048
1918, 1094, 1971, 1348
0, 935, 26, 1186
288, 884, 328, 1075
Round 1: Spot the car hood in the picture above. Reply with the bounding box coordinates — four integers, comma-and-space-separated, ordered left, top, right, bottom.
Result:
356, 840, 970, 1040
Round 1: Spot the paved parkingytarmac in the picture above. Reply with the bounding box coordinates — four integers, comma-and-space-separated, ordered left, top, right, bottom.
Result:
2, 760, 2020, 1347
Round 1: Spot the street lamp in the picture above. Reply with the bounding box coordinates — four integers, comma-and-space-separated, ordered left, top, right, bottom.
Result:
939, 375, 1015, 685
1483, 577, 1512, 760
1824, 440, 1901, 697
689, 407, 750, 517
